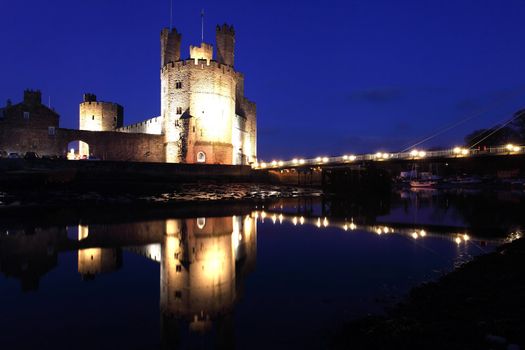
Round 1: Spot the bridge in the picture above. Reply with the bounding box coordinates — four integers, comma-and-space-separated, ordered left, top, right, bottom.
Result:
254, 143, 524, 170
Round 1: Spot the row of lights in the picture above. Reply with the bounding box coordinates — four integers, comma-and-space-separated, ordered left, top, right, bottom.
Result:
506, 144, 522, 152
255, 143, 524, 169
253, 211, 471, 244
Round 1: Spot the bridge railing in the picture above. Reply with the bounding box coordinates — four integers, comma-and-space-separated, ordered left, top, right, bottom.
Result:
255, 144, 524, 169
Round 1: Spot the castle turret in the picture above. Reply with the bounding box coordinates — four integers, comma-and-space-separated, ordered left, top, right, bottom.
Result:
79, 93, 124, 132
216, 24, 235, 67
161, 28, 182, 67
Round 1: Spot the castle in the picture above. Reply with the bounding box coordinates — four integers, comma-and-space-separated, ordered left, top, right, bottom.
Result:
0, 23, 257, 165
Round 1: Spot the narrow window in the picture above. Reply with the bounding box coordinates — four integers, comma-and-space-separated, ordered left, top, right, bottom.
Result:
176, 265, 182, 272
192, 126, 195, 133
175, 291, 182, 299
197, 151, 206, 163
23, 111, 30, 120
175, 81, 182, 89
48, 126, 55, 136
176, 107, 182, 115
92, 115, 95, 120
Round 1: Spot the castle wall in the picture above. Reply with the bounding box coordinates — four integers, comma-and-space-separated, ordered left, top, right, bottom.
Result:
116, 116, 163, 135
0, 126, 164, 162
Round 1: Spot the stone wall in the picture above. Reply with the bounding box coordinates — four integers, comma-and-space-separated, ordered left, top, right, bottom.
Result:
0, 126, 164, 162
116, 116, 163, 135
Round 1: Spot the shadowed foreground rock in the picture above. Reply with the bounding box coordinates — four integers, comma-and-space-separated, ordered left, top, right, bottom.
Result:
333, 237, 525, 349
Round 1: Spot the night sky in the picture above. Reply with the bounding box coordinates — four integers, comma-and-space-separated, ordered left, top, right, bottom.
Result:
2, 0, 525, 160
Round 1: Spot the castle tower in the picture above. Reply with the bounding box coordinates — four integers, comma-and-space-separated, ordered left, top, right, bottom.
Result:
160, 23, 255, 165
161, 28, 182, 67
216, 24, 235, 67
79, 93, 124, 132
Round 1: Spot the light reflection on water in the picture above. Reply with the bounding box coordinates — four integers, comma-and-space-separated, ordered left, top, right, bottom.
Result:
0, 191, 522, 349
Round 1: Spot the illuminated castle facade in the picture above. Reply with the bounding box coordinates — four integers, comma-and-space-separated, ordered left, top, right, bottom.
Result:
78, 24, 257, 165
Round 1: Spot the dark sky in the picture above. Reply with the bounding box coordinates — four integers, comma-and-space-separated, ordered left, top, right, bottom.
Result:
2, 0, 525, 160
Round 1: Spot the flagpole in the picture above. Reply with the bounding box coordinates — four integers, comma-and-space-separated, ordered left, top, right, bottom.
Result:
201, 9, 204, 42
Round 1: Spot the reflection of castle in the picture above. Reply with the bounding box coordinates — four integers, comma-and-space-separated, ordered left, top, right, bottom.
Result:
0, 22, 256, 165
0, 215, 256, 348
159, 216, 256, 347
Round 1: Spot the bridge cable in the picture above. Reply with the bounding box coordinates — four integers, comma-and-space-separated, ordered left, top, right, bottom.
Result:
399, 86, 525, 152
467, 110, 525, 149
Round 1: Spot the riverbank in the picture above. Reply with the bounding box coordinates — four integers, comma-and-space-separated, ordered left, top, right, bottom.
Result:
333, 236, 525, 349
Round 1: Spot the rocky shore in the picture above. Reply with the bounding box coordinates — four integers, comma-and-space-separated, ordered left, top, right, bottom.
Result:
333, 237, 525, 349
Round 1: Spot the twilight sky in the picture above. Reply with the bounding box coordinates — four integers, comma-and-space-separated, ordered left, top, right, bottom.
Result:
2, 0, 525, 160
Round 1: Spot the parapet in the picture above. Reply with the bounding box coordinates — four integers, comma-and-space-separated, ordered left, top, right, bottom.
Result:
190, 42, 213, 63
161, 59, 237, 76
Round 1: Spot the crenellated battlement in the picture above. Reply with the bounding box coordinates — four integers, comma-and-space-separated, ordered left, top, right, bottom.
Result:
216, 23, 235, 34
161, 59, 238, 75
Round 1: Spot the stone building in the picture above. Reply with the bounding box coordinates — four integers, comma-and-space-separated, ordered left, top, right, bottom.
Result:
0, 22, 257, 165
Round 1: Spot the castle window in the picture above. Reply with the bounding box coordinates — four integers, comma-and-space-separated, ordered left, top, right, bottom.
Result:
175, 291, 182, 299
23, 111, 30, 120
197, 151, 206, 163
175, 81, 183, 89
92, 115, 95, 120
48, 126, 55, 136
176, 265, 182, 272
192, 126, 195, 133
176, 107, 182, 115
197, 217, 206, 229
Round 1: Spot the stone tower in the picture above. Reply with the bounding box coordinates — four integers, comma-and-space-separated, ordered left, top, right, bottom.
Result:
216, 24, 235, 67
161, 28, 182, 67
79, 93, 123, 132
160, 23, 256, 165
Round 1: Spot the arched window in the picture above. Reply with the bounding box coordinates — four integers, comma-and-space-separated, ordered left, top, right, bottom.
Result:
197, 151, 206, 163
196, 218, 206, 229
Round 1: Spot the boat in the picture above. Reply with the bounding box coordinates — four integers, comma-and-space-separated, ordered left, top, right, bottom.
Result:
410, 180, 437, 188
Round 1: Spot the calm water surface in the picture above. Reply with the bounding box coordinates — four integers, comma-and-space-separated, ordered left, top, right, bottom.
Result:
0, 190, 522, 349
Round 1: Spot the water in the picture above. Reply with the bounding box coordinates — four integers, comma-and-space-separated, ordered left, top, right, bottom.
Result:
0, 189, 522, 349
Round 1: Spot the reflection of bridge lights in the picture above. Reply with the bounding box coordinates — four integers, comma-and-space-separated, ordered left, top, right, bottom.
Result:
412, 232, 419, 239
272, 214, 277, 224
463, 234, 469, 241
279, 214, 284, 224
455, 237, 462, 244
376, 227, 383, 235
316, 218, 321, 228
349, 222, 357, 230
419, 229, 426, 237
323, 217, 329, 227
292, 217, 298, 226
343, 224, 348, 231
300, 216, 305, 225
506, 144, 522, 152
